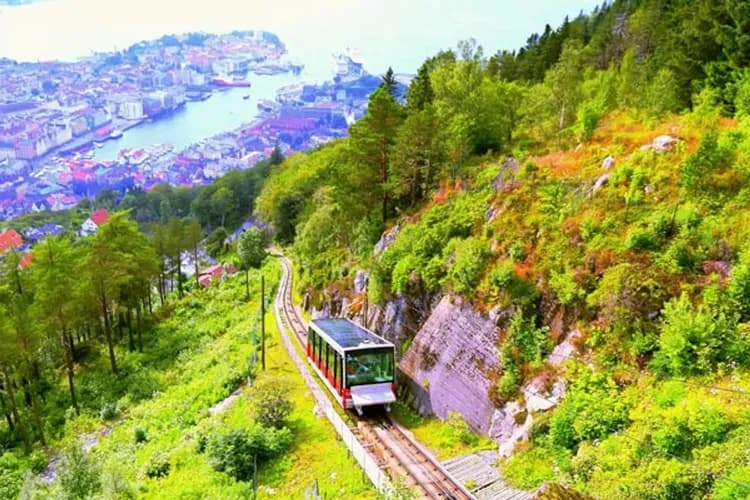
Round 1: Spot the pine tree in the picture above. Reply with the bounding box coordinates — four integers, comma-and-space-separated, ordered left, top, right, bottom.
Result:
348, 87, 404, 225
32, 236, 81, 413
380, 67, 398, 97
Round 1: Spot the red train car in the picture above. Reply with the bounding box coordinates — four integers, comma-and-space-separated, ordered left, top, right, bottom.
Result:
307, 318, 396, 414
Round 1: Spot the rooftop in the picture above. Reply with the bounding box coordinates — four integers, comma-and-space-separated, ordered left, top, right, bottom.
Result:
311, 318, 392, 350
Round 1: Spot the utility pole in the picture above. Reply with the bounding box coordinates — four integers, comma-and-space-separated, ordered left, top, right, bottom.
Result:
261, 274, 266, 370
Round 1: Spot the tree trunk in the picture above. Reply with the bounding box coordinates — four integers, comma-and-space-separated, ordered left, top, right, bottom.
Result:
193, 247, 200, 289
102, 298, 118, 375
62, 325, 79, 414
29, 382, 45, 447
0, 391, 13, 430
177, 256, 183, 299
126, 309, 134, 352
380, 139, 389, 224
2, 368, 29, 453
136, 303, 144, 353
66, 329, 75, 358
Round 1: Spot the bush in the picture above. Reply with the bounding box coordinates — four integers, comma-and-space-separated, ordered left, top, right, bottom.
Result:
549, 269, 583, 306
446, 237, 490, 295
100, 402, 120, 421
134, 427, 147, 444
626, 226, 659, 251
652, 292, 747, 376
145, 453, 170, 479
549, 372, 631, 450
251, 377, 293, 429
28, 452, 47, 474
208, 426, 292, 481
446, 412, 478, 447
58, 445, 101, 499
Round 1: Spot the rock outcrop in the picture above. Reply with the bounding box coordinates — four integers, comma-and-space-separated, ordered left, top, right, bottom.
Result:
399, 296, 501, 434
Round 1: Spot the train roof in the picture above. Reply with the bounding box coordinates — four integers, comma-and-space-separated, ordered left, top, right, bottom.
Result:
310, 318, 393, 351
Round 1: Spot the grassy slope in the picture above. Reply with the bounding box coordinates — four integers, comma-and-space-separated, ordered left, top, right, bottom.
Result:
16, 259, 374, 498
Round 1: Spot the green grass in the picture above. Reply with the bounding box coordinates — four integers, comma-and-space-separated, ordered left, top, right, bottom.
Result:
391, 402, 495, 461
7, 259, 376, 498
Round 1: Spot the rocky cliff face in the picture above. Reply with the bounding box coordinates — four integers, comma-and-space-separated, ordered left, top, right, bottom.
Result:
399, 296, 501, 435
398, 293, 578, 455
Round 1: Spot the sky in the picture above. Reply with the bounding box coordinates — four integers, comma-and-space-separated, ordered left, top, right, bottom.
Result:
0, 0, 602, 75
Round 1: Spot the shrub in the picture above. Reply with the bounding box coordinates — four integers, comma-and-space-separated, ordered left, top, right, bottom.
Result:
58, 445, 101, 499
196, 433, 208, 454
626, 226, 659, 251
251, 378, 294, 429
145, 453, 170, 479
549, 269, 584, 306
549, 372, 631, 450
490, 261, 515, 290
446, 412, 478, 447
28, 452, 47, 474
446, 237, 490, 295
208, 426, 292, 481
99, 402, 120, 421
652, 292, 747, 376
134, 427, 147, 444
101, 462, 135, 499
509, 241, 526, 262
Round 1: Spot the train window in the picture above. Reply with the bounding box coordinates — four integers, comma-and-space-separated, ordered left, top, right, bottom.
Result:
345, 350, 394, 387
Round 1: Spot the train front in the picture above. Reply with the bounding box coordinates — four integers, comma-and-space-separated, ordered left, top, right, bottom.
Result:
343, 347, 396, 414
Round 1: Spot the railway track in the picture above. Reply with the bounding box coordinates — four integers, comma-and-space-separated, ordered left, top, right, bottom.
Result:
274, 254, 474, 500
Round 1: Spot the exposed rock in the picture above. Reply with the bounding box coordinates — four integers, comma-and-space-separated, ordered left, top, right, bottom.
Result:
601, 155, 616, 170
489, 304, 516, 326
497, 411, 533, 458
592, 174, 609, 192
642, 135, 679, 153
653, 135, 678, 152
311, 302, 330, 319
485, 206, 498, 222
524, 379, 566, 412
703, 260, 731, 280
374, 225, 400, 255
353, 270, 369, 294
492, 157, 520, 191
399, 296, 500, 434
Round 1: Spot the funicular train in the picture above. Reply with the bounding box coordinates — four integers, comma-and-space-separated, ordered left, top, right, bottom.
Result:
306, 318, 396, 414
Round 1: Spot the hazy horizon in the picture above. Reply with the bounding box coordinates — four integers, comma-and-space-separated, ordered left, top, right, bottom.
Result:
1, 0, 601, 76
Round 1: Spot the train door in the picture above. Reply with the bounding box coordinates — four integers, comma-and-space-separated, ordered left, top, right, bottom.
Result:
333, 350, 342, 392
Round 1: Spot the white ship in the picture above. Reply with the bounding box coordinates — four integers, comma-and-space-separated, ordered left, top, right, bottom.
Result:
332, 48, 365, 80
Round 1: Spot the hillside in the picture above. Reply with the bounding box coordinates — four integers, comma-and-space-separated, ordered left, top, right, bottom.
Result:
253, 1, 750, 497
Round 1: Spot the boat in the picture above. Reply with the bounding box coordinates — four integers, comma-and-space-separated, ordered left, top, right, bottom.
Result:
212, 77, 252, 88
93, 142, 104, 148
109, 129, 123, 139
242, 94, 250, 100
257, 99, 278, 113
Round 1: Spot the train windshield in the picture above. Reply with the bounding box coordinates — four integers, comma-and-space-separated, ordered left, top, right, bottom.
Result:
345, 349, 394, 387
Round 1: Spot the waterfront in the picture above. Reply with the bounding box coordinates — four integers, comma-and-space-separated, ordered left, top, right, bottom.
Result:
94, 72, 301, 160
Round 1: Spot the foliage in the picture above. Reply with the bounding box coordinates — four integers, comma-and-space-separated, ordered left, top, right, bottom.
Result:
208, 426, 291, 481
250, 377, 293, 429
58, 445, 101, 499
548, 370, 631, 450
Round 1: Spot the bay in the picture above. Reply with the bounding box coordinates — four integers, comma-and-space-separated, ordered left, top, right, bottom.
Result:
93, 73, 301, 160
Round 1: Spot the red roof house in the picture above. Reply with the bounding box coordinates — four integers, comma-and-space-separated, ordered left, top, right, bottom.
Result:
80, 209, 110, 236
18, 252, 33, 269
0, 229, 22, 254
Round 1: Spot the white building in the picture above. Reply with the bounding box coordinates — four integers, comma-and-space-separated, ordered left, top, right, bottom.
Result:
119, 100, 144, 120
